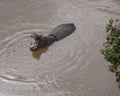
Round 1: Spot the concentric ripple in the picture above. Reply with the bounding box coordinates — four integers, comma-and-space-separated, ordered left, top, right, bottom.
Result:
0, 0, 120, 95
0, 22, 88, 95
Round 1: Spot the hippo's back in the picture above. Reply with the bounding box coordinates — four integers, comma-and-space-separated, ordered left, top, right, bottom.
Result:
49, 23, 76, 40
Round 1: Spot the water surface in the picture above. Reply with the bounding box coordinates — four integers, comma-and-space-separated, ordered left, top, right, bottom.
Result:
0, 0, 120, 96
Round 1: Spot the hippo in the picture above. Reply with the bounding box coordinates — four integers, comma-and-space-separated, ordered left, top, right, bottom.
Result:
30, 23, 76, 51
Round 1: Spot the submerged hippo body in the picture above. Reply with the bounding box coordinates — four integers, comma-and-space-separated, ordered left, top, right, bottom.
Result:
30, 23, 76, 51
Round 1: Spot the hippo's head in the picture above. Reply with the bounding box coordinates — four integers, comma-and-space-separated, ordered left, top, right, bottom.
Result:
30, 33, 42, 51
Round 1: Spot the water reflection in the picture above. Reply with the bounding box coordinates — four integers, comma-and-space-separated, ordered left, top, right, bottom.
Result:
0, 0, 120, 96
32, 46, 49, 60
113, 0, 120, 6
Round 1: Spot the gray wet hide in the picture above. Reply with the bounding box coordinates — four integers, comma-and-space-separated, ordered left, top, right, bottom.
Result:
49, 23, 76, 40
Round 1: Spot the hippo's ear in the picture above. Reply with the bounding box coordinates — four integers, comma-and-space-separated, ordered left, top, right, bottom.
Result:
30, 33, 42, 40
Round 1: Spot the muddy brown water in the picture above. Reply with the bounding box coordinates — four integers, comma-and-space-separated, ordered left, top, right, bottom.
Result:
0, 0, 120, 96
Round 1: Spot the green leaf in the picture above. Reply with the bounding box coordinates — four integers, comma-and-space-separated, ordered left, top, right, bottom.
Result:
101, 19, 120, 88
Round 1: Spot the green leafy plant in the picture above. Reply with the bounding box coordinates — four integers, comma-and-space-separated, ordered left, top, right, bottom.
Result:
101, 19, 120, 88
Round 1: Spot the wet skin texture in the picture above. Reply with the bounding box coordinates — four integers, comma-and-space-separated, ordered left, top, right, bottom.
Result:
0, 0, 120, 96
30, 23, 76, 51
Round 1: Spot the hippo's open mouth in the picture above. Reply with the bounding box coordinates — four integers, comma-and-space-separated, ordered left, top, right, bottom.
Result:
30, 33, 42, 51
30, 40, 40, 50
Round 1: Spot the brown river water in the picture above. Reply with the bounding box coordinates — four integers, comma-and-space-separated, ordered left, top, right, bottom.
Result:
0, 0, 120, 96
